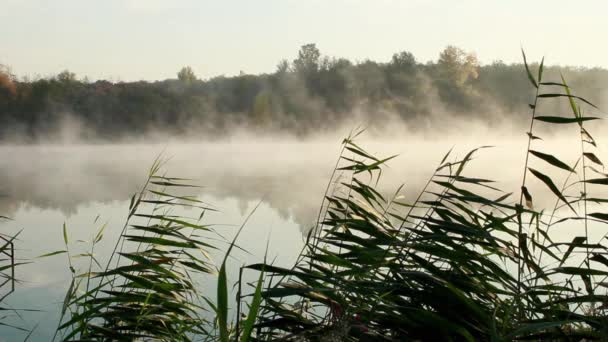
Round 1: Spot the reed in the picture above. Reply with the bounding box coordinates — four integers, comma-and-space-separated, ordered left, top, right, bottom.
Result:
39, 51, 608, 340
244, 53, 608, 340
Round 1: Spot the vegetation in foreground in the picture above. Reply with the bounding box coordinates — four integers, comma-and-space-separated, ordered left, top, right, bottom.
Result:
3, 52, 608, 340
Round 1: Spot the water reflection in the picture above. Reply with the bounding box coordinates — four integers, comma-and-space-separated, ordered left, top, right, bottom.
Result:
0, 136, 596, 227
0, 142, 340, 229
0, 135, 606, 340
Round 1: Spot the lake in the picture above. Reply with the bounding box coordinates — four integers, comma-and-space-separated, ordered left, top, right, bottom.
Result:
0, 130, 605, 340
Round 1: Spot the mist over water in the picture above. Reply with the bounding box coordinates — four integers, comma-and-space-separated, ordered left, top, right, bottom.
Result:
1, 120, 608, 340
2, 124, 606, 228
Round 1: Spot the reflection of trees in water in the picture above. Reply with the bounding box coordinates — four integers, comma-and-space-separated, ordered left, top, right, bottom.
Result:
0, 144, 336, 232
0, 139, 594, 234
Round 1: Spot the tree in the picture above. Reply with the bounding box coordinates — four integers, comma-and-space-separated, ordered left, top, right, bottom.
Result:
252, 91, 273, 126
434, 46, 480, 108
293, 44, 321, 76
0, 65, 16, 99
353, 60, 386, 102
318, 58, 354, 111
386, 51, 420, 102
276, 59, 291, 74
0, 69, 16, 116
293, 44, 322, 94
390, 51, 417, 71
177, 66, 197, 84
437, 45, 479, 87
57, 70, 77, 83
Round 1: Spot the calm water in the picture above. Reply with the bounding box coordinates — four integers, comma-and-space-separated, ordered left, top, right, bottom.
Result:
0, 133, 605, 340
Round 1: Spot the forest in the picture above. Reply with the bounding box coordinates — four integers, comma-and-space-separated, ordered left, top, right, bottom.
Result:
1, 44, 607, 141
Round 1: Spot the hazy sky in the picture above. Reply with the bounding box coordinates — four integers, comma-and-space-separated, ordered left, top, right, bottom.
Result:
1, 0, 607, 81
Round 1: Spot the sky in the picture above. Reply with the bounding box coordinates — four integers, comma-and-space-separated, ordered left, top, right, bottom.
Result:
1, 0, 607, 81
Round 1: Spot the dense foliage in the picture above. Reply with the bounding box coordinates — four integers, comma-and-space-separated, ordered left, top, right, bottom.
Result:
1, 45, 608, 140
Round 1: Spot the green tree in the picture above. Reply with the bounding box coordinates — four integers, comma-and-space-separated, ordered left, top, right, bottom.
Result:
177, 66, 197, 83
390, 51, 417, 71
387, 51, 417, 89
353, 60, 386, 102
437, 45, 479, 87
293, 44, 322, 95
252, 91, 272, 126
57, 70, 77, 83
276, 59, 290, 74
293, 44, 321, 76
435, 45, 480, 108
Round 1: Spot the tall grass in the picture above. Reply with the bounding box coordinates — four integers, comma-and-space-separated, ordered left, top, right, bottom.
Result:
52, 158, 221, 341
0, 227, 16, 302
244, 53, 608, 340
41, 52, 608, 340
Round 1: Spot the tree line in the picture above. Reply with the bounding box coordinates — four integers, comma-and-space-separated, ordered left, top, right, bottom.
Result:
0, 44, 606, 141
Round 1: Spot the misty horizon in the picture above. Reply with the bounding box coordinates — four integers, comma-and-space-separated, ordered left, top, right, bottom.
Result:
3, 1, 608, 81
3, 46, 608, 84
